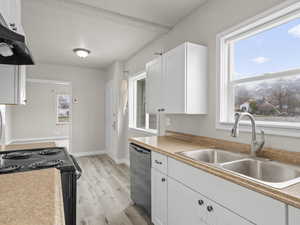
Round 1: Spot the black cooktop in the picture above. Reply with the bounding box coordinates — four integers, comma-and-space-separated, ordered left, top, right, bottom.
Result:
0, 147, 75, 174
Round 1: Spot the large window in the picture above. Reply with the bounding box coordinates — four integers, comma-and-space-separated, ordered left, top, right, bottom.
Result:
129, 73, 157, 132
218, 2, 300, 136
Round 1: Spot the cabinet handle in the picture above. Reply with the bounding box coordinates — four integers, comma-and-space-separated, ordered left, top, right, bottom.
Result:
155, 160, 162, 165
207, 205, 213, 212
161, 178, 166, 182
198, 200, 204, 206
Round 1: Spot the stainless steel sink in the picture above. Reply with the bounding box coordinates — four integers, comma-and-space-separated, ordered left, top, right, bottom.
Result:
222, 159, 300, 189
179, 149, 246, 164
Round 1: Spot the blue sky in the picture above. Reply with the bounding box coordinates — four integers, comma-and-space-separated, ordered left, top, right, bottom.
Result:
234, 18, 300, 79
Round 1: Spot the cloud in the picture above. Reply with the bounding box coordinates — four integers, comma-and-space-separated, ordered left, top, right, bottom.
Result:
252, 57, 270, 64
288, 24, 300, 38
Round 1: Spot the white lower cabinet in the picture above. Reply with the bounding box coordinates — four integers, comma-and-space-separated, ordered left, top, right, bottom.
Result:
168, 177, 253, 225
151, 168, 167, 225
289, 206, 300, 225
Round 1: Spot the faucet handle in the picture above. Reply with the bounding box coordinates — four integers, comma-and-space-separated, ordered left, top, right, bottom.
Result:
260, 129, 265, 143
231, 127, 238, 137
258, 129, 265, 151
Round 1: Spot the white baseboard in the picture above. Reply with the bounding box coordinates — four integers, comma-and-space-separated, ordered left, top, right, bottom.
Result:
72, 150, 106, 157
112, 157, 130, 166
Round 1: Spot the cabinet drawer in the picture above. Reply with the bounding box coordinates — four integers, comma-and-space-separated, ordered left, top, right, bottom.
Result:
152, 152, 167, 174
168, 157, 286, 225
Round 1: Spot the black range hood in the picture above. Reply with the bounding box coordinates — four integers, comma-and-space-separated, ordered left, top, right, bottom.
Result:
0, 23, 34, 65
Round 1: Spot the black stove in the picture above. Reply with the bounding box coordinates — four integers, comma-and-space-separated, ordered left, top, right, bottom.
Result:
0, 147, 82, 225
0, 147, 76, 173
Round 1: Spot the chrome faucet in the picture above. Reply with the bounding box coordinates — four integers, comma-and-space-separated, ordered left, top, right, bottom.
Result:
231, 112, 265, 156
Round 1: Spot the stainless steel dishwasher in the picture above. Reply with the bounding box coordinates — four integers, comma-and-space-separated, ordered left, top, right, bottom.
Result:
129, 143, 151, 216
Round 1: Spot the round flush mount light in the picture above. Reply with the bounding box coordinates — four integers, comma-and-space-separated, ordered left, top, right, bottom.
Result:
73, 48, 91, 58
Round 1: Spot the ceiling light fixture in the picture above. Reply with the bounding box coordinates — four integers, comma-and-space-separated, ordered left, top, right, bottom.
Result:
73, 48, 91, 58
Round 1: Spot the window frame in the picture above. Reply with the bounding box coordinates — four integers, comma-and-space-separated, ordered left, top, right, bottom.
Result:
216, 0, 300, 137
128, 72, 157, 134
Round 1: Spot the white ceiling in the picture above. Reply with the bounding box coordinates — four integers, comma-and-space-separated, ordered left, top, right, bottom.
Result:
22, 0, 207, 69
70, 0, 207, 27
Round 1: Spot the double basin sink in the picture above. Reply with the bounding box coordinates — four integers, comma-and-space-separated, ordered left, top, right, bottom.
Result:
179, 149, 300, 189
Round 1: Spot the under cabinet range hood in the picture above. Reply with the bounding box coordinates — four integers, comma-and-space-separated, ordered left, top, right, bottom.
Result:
0, 23, 34, 65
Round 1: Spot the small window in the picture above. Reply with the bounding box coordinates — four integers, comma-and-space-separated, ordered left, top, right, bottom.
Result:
129, 72, 157, 133
218, 2, 300, 135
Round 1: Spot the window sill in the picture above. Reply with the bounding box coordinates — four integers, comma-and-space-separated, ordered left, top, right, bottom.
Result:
129, 127, 158, 136
216, 121, 300, 138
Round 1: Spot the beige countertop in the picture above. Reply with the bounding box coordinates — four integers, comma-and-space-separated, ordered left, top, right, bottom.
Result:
0, 168, 65, 225
129, 135, 300, 209
1, 142, 56, 151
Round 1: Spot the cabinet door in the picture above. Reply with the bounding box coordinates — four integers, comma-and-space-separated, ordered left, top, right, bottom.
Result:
0, 0, 10, 24
17, 66, 26, 105
146, 57, 162, 114
289, 206, 300, 225
151, 168, 167, 225
162, 44, 186, 113
204, 198, 254, 225
168, 177, 206, 225
0, 66, 16, 104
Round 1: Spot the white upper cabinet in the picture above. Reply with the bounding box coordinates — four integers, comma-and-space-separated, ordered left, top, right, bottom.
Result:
289, 206, 300, 225
0, 1, 10, 24
146, 42, 207, 114
0, 65, 26, 105
146, 57, 163, 114
0, 0, 23, 34
163, 42, 207, 114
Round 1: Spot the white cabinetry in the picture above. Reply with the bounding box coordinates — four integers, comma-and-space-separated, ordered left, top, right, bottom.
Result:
151, 168, 167, 225
0, 1, 10, 23
146, 57, 162, 114
289, 206, 300, 225
168, 157, 286, 225
0, 0, 23, 34
146, 42, 207, 114
168, 177, 253, 225
0, 65, 26, 105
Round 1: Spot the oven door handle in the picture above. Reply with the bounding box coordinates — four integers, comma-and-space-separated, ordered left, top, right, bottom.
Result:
70, 154, 82, 180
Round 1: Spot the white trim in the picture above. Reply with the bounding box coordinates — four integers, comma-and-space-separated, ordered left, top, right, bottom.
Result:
113, 157, 130, 166
27, 78, 71, 86
128, 72, 158, 132
129, 127, 158, 136
216, 0, 300, 137
10, 136, 69, 144
231, 68, 300, 85
217, 122, 300, 138
72, 150, 106, 157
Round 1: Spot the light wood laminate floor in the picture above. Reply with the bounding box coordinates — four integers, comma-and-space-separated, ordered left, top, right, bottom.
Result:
77, 155, 152, 225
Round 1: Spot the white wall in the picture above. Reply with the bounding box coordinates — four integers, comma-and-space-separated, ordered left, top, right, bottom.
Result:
24, 63, 106, 154
124, 0, 300, 152
11, 81, 70, 140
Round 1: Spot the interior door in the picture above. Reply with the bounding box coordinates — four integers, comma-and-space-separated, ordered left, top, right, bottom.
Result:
162, 44, 186, 113
105, 80, 117, 156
